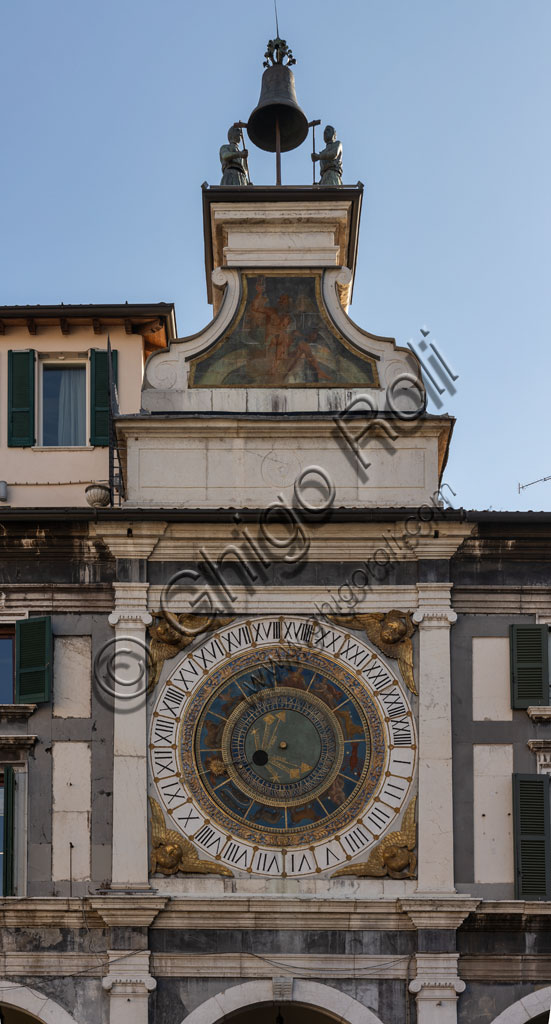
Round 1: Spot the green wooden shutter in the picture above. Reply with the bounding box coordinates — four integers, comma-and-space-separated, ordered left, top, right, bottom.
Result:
2, 766, 15, 897
8, 350, 35, 446
513, 774, 551, 899
15, 616, 52, 704
90, 348, 117, 446
510, 625, 549, 708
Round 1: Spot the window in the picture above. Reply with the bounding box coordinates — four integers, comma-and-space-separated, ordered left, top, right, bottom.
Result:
0, 767, 14, 896
15, 617, 52, 704
510, 624, 550, 708
513, 774, 551, 899
0, 619, 52, 706
41, 362, 86, 446
7, 348, 117, 448
0, 628, 15, 703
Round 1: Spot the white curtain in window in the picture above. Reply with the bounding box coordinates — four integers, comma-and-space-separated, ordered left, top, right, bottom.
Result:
58, 367, 85, 446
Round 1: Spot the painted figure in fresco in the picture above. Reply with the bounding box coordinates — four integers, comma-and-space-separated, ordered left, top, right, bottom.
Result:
312, 125, 343, 186
284, 327, 333, 383
247, 276, 270, 330
220, 124, 250, 186
189, 274, 380, 389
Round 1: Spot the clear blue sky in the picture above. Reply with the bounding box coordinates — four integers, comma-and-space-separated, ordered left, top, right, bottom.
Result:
1, 0, 550, 511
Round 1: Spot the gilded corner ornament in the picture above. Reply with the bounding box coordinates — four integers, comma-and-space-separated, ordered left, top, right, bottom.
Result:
149, 797, 233, 877
333, 796, 417, 879
328, 610, 417, 695
147, 613, 235, 692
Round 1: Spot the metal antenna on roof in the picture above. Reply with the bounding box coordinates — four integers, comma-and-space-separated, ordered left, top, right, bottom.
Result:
518, 474, 551, 494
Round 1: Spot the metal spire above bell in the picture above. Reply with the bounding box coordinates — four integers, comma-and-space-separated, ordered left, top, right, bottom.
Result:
247, 37, 309, 184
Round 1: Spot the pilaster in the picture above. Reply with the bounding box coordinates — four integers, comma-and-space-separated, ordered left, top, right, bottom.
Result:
102, 951, 156, 1024
108, 583, 152, 890
399, 900, 480, 1024
94, 898, 167, 1024
412, 583, 457, 893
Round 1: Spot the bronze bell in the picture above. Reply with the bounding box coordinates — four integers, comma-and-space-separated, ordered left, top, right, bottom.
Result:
247, 62, 309, 154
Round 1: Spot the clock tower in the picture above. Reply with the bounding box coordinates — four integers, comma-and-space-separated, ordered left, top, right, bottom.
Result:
107, 37, 472, 1024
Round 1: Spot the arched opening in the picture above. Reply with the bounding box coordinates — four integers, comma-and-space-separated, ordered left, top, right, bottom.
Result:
1, 1010, 47, 1024
490, 986, 551, 1023
225, 1007, 336, 1024
179, 980, 386, 1024
0, 984, 81, 1024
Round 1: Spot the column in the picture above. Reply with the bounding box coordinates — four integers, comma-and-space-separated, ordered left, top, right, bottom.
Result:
94, 898, 167, 1024
402, 899, 479, 1024
102, 951, 156, 1024
413, 583, 457, 893
108, 583, 152, 890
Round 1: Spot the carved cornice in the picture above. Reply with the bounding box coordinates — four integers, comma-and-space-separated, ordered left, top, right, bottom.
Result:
147, 521, 473, 563
528, 738, 551, 774
0, 585, 113, 614
0, 735, 37, 761
90, 523, 167, 560
527, 706, 551, 722
0, 705, 36, 722
399, 898, 480, 931
150, 952, 410, 979
90, 897, 168, 929
151, 897, 416, 931
453, 586, 551, 616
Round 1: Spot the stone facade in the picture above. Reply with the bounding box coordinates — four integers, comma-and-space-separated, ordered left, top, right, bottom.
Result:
0, 186, 550, 1024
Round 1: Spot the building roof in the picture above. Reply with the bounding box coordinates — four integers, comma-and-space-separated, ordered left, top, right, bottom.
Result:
0, 507, 550, 522
0, 302, 178, 340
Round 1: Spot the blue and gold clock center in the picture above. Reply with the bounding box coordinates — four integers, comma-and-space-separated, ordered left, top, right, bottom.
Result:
223, 686, 341, 806
180, 644, 387, 846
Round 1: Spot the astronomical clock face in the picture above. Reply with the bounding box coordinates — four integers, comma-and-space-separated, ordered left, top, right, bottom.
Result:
149, 616, 417, 878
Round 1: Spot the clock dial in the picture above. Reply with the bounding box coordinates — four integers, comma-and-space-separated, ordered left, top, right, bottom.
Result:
149, 617, 417, 877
